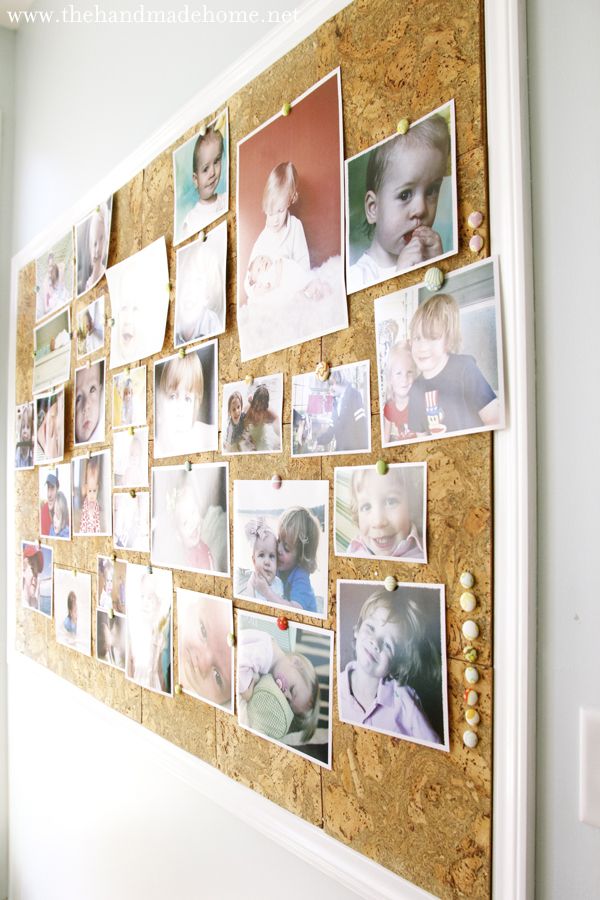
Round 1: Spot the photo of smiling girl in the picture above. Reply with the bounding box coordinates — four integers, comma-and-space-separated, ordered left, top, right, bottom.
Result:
75, 197, 112, 298
73, 358, 105, 447
177, 589, 234, 713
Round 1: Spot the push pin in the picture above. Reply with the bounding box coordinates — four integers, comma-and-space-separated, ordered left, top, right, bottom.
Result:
271, 474, 282, 490
384, 575, 397, 592
277, 616, 289, 631
463, 645, 478, 664
35, 285, 40, 293
396, 118, 410, 134
467, 211, 483, 229
464, 688, 479, 707
462, 620, 479, 641
460, 590, 477, 612
424, 266, 444, 292
464, 666, 479, 685
109, 317, 115, 326
281, 102, 292, 117
376, 459, 388, 476
178, 347, 186, 358
226, 632, 236, 648
460, 571, 475, 589
112, 552, 117, 562
199, 124, 207, 137
185, 460, 192, 472
125, 366, 130, 376
465, 708, 480, 727
129, 426, 135, 436
129, 489, 136, 498
199, 230, 206, 242
315, 361, 330, 382
244, 374, 254, 386
147, 565, 153, 575
463, 729, 479, 749
108, 608, 114, 620
469, 234, 484, 253
175, 683, 183, 695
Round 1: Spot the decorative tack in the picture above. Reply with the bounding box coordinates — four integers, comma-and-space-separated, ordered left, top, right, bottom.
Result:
109, 317, 115, 326
460, 590, 477, 612
129, 489, 136, 498
462, 620, 480, 641
460, 571, 475, 589
107, 608, 114, 620
175, 683, 183, 695
464, 665, 480, 685
277, 616, 289, 631
147, 565, 153, 575
244, 374, 254, 386
467, 211, 483, 229
463, 729, 479, 749
226, 632, 236, 648
314, 361, 330, 382
185, 460, 192, 472
396, 117, 410, 134
73, 568, 78, 577
199, 230, 206, 242
469, 234, 484, 253
178, 348, 186, 358
463, 645, 478, 664
125, 366, 130, 376
424, 266, 444, 292
465, 708, 480, 727
199, 124, 207, 137
281, 102, 292, 117
384, 575, 397, 592
376, 459, 389, 476
271, 474, 282, 490
129, 426, 135, 436
464, 688, 479, 707
31, 351, 36, 359
35, 285, 40, 293
112, 553, 117, 562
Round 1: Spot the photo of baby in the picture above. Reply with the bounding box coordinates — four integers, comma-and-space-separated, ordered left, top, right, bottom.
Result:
34, 388, 64, 465
107, 236, 170, 369
221, 373, 283, 455
97, 555, 127, 614
337, 580, 448, 751
35, 231, 74, 322
233, 479, 329, 618
374, 256, 505, 446
236, 70, 347, 361
33, 306, 71, 396
15, 402, 34, 470
76, 295, 105, 359
72, 451, 112, 536
75, 197, 112, 297
113, 427, 148, 488
96, 609, 126, 671
113, 491, 150, 552
38, 463, 71, 541
177, 589, 234, 712
153, 342, 218, 458
174, 220, 227, 348
54, 566, 92, 656
345, 101, 457, 294
126, 563, 173, 696
291, 361, 371, 457
173, 109, 229, 246
73, 359, 105, 447
21, 541, 53, 617
151, 463, 229, 576
112, 365, 146, 430
334, 462, 427, 564
237, 610, 333, 768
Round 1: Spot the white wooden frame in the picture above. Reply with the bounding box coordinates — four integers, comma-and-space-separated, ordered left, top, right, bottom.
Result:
5, 1, 535, 897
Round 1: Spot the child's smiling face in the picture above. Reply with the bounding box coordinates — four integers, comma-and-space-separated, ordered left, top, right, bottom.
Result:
355, 470, 411, 556
354, 607, 403, 680
85, 468, 99, 504
193, 134, 223, 202
75, 365, 102, 443
390, 348, 417, 400
410, 326, 449, 379
229, 396, 242, 424
253, 533, 278, 585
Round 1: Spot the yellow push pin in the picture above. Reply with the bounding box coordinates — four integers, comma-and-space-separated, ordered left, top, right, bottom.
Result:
282, 102, 292, 117
384, 575, 397, 592
376, 459, 388, 476
396, 118, 410, 134
226, 632, 236, 648
175, 683, 183, 695
244, 374, 254, 386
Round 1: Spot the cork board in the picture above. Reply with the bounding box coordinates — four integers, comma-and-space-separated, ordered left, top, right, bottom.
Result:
13, 0, 493, 896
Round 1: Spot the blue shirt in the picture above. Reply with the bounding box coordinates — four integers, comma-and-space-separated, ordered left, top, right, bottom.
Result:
281, 566, 317, 613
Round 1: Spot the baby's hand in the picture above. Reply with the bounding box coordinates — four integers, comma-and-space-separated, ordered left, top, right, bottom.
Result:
397, 227, 443, 268
249, 571, 269, 595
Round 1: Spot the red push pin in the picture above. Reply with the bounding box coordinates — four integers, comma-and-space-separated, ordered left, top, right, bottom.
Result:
277, 616, 288, 631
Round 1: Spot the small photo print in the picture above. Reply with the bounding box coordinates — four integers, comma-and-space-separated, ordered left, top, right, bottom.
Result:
38, 463, 71, 540
221, 373, 283, 455
374, 256, 505, 445
21, 541, 53, 617
126, 563, 173, 696
174, 220, 227, 347
15, 402, 35, 470
97, 555, 127, 614
113, 365, 146, 430
54, 566, 92, 656
33, 306, 71, 395
34, 388, 65, 465
72, 450, 112, 536
291, 361, 371, 457
75, 197, 113, 297
177, 589, 234, 713
237, 609, 333, 768
113, 427, 149, 488
96, 609, 126, 671
35, 230, 74, 322
334, 462, 427, 564
345, 100, 458, 295
151, 463, 229, 576
173, 108, 229, 247
76, 295, 105, 359
107, 236, 170, 369
233, 479, 329, 618
337, 579, 449, 751
113, 491, 150, 552
73, 358, 106, 447
153, 341, 218, 459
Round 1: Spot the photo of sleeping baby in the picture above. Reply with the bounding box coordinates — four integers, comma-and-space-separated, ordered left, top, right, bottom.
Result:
177, 588, 234, 713
21, 541, 53, 618
291, 361, 371, 457
54, 566, 92, 657
125, 563, 173, 696
151, 462, 229, 577
334, 462, 427, 564
73, 358, 105, 447
174, 220, 227, 347
345, 101, 457, 295
113, 491, 150, 552
35, 230, 74, 322
375, 256, 505, 446
337, 579, 449, 751
15, 402, 34, 470
236, 610, 333, 767
112, 365, 146, 430
113, 427, 149, 489
153, 341, 218, 459
76, 295, 105, 359
173, 109, 229, 246
221, 373, 283, 455
33, 306, 71, 396
236, 70, 347, 361
233, 479, 329, 618
75, 197, 112, 298
34, 388, 65, 465
72, 450, 112, 537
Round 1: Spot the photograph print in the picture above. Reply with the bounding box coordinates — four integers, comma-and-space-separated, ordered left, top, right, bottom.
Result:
72, 450, 112, 537
38, 462, 71, 541
35, 230, 74, 322
177, 589, 234, 713
113, 491, 150, 552
113, 365, 146, 430
174, 220, 227, 347
75, 197, 113, 297
73, 358, 106, 447
33, 306, 71, 395
21, 541, 53, 617
34, 388, 65, 466
113, 427, 149, 488
54, 567, 92, 656
15, 402, 34, 470
76, 295, 105, 359
221, 373, 283, 455
125, 563, 173, 696
97, 554, 127, 614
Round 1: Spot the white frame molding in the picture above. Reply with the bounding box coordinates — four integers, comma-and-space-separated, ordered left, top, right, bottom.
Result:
5, 1, 535, 898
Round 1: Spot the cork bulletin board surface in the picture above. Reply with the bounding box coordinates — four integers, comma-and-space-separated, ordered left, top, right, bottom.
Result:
14, 1, 493, 897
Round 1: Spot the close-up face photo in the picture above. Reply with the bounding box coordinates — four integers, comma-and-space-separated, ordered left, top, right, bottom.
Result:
177, 589, 233, 711
74, 359, 105, 445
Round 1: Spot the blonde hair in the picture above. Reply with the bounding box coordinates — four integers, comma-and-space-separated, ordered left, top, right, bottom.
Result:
160, 354, 204, 414
227, 390, 243, 416
83, 456, 100, 496
262, 162, 299, 214
244, 517, 277, 555
53, 491, 69, 532
409, 293, 461, 354
349, 467, 407, 522
385, 341, 416, 401
288, 652, 319, 741
192, 125, 224, 175
278, 506, 320, 574
366, 114, 450, 196
19, 404, 33, 439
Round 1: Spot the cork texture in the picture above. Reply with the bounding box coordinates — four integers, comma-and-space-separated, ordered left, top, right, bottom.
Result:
13, 1, 492, 897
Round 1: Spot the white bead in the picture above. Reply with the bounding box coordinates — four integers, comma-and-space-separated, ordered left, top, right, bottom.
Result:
460, 590, 477, 612
462, 620, 480, 640
463, 729, 479, 749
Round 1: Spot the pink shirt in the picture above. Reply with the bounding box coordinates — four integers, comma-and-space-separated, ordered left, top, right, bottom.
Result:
347, 522, 424, 561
